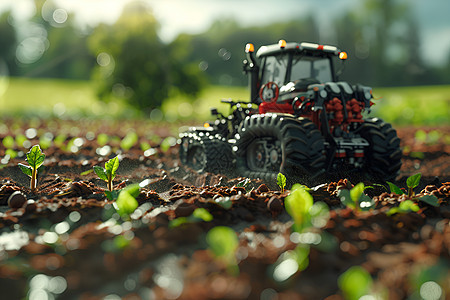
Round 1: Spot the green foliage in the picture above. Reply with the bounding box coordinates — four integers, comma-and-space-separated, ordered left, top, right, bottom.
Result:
169, 208, 213, 228
88, 3, 204, 111
418, 195, 440, 207
120, 131, 138, 151
406, 173, 421, 196
94, 155, 120, 191
206, 226, 239, 275
284, 184, 313, 232
2, 136, 15, 148
338, 266, 373, 300
114, 184, 139, 217
18, 145, 45, 192
387, 181, 404, 195
277, 173, 286, 193
386, 200, 420, 216
338, 183, 375, 211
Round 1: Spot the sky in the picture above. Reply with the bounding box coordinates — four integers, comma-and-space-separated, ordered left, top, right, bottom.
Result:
1, 0, 450, 65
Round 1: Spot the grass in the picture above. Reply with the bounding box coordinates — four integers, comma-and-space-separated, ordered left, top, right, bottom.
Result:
0, 77, 448, 125
371, 85, 450, 126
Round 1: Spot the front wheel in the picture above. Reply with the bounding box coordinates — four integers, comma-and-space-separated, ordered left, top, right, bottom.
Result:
357, 118, 402, 181
234, 114, 326, 184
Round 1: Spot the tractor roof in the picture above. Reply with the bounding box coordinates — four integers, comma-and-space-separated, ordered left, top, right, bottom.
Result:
256, 40, 346, 59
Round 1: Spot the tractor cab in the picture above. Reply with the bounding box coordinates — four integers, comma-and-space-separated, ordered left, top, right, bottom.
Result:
243, 40, 348, 113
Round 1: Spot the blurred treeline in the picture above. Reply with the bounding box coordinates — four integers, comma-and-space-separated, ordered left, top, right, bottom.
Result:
0, 0, 449, 111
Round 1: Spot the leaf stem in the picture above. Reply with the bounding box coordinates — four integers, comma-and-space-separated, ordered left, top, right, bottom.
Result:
31, 167, 37, 192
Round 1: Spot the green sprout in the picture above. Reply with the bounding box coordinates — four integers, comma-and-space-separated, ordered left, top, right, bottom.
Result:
338, 266, 373, 300
277, 172, 286, 193
387, 173, 440, 208
94, 155, 119, 191
284, 184, 313, 232
169, 208, 213, 228
206, 226, 239, 275
18, 145, 45, 193
114, 184, 139, 218
386, 200, 420, 216
338, 182, 375, 211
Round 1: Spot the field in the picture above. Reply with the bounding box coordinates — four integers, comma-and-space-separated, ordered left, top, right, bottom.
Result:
0, 79, 449, 299
1, 78, 449, 124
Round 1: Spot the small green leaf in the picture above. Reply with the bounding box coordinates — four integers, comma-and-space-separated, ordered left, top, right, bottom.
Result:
338, 189, 355, 209
2, 136, 15, 149
105, 156, 120, 179
26, 145, 45, 170
105, 190, 120, 201
277, 173, 286, 192
285, 185, 313, 231
93, 166, 108, 181
350, 182, 365, 204
338, 266, 373, 300
387, 181, 404, 195
115, 189, 138, 217
192, 208, 213, 222
19, 163, 32, 177
206, 226, 238, 260
123, 184, 140, 198
80, 169, 94, 176
407, 173, 421, 189
386, 200, 420, 216
359, 194, 375, 211
419, 195, 440, 207
5, 148, 18, 159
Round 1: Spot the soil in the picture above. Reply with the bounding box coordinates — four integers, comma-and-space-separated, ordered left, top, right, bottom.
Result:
0, 119, 449, 300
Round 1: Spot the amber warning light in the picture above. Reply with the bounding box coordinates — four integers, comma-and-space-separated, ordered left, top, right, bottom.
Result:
278, 39, 287, 48
339, 51, 348, 60
245, 43, 254, 53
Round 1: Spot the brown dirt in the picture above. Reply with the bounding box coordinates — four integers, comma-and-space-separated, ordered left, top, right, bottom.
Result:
0, 120, 449, 299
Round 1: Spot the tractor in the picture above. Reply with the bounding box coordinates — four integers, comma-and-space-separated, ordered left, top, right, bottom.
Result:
179, 40, 402, 184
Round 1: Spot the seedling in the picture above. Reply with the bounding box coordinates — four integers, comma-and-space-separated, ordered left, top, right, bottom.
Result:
94, 155, 120, 191
338, 182, 375, 211
114, 184, 139, 218
338, 266, 373, 300
387, 173, 440, 207
386, 200, 419, 216
169, 208, 213, 228
18, 145, 45, 193
277, 172, 286, 193
206, 226, 239, 275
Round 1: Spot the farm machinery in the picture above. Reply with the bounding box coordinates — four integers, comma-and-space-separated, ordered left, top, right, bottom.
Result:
179, 40, 402, 183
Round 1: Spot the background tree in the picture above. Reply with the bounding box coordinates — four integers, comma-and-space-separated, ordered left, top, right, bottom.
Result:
88, 1, 204, 112
0, 10, 17, 75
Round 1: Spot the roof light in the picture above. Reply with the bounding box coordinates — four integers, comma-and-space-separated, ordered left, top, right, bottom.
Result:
245, 43, 254, 53
203, 123, 210, 128
339, 51, 348, 60
278, 39, 286, 48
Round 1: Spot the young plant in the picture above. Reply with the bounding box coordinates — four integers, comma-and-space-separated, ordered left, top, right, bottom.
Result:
338, 266, 373, 300
277, 172, 286, 193
338, 182, 375, 211
169, 208, 213, 228
114, 184, 139, 218
206, 226, 239, 275
387, 173, 440, 207
18, 145, 45, 193
94, 155, 119, 191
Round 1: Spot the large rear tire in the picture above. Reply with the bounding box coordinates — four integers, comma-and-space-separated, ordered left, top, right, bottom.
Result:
358, 118, 402, 181
234, 114, 326, 184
